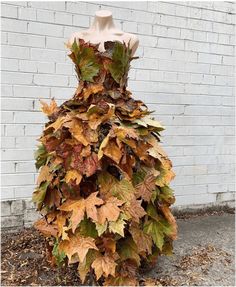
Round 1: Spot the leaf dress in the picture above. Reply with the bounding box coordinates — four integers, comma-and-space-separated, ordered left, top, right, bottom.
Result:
33, 38, 177, 286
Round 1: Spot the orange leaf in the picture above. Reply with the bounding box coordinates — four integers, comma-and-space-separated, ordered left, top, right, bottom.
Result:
37, 166, 53, 185
34, 218, 58, 237
83, 83, 104, 100
59, 233, 98, 263
97, 197, 124, 224
64, 118, 90, 146
91, 253, 117, 280
65, 170, 82, 185
40, 99, 58, 116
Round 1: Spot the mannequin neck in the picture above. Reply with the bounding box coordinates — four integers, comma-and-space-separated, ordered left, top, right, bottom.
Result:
90, 10, 115, 32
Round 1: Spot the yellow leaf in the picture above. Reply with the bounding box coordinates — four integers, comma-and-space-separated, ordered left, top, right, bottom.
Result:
83, 83, 104, 100
65, 170, 82, 185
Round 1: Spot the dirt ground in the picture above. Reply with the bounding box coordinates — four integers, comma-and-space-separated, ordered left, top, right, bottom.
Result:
1, 210, 235, 286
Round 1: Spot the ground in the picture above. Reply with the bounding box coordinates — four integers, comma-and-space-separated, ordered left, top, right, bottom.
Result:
1, 210, 235, 286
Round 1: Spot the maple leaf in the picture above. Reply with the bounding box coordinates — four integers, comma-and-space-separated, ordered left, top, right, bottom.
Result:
159, 185, 175, 204
36, 165, 53, 185
107, 41, 131, 85
59, 192, 103, 232
155, 160, 175, 187
69, 39, 100, 82
83, 83, 104, 100
110, 178, 136, 202
34, 218, 58, 237
108, 213, 127, 237
78, 249, 98, 283
59, 198, 85, 233
144, 203, 175, 250
52, 239, 66, 266
64, 118, 90, 146
40, 98, 58, 116
97, 171, 118, 200
34, 144, 49, 169
65, 169, 82, 185
130, 224, 152, 254
45, 116, 67, 132
91, 253, 117, 280
32, 181, 49, 205
83, 152, 99, 177
118, 237, 140, 266
84, 192, 104, 222
159, 204, 177, 240
123, 198, 146, 223
58, 233, 98, 263
97, 196, 124, 224
134, 172, 156, 202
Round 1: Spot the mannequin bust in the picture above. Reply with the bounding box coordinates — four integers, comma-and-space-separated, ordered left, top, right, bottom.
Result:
67, 10, 139, 56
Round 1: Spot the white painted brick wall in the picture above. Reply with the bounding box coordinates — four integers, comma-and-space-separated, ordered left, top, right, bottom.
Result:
1, 1, 235, 209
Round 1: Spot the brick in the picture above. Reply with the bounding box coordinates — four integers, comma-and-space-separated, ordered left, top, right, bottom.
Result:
31, 48, 65, 62
1, 18, 27, 33
1, 4, 18, 18
28, 22, 63, 37
18, 7, 36, 20
33, 74, 68, 86
11, 200, 24, 215
2, 71, 33, 85
1, 201, 12, 216
8, 32, 45, 48
13, 85, 50, 99
2, 45, 30, 59
72, 14, 90, 27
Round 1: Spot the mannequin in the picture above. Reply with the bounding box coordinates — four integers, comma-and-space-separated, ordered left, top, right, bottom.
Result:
68, 10, 139, 56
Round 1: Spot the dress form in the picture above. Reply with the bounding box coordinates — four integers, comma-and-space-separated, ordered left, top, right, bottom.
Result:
68, 10, 139, 56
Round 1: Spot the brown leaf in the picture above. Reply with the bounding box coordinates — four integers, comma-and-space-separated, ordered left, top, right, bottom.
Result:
130, 224, 152, 254
83, 152, 100, 177
34, 218, 58, 237
59, 192, 104, 232
59, 233, 98, 263
36, 166, 53, 185
97, 197, 124, 224
84, 192, 104, 222
91, 253, 117, 280
124, 198, 146, 223
159, 204, 177, 240
64, 118, 90, 146
135, 173, 156, 202
83, 83, 104, 100
103, 138, 123, 164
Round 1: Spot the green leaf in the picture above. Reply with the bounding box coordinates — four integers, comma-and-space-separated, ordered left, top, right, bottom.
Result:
118, 237, 140, 266
108, 41, 131, 84
159, 185, 175, 204
95, 221, 108, 236
108, 213, 127, 237
110, 178, 135, 202
69, 39, 100, 82
144, 204, 175, 251
32, 181, 49, 204
79, 217, 98, 238
34, 144, 48, 170
52, 239, 66, 266
143, 219, 164, 250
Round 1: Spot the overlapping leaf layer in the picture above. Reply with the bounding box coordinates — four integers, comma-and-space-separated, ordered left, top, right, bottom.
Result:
33, 38, 177, 285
